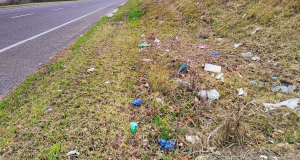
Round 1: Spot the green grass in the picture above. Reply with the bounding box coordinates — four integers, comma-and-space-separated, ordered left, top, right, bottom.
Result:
1, 0, 300, 159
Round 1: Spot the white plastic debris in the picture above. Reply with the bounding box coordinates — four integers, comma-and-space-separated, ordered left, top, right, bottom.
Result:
156, 98, 162, 103
154, 39, 160, 43
177, 80, 191, 87
211, 74, 215, 78
242, 13, 246, 18
241, 52, 253, 57
176, 36, 179, 40
237, 88, 246, 96
104, 81, 110, 84
204, 64, 221, 73
139, 48, 144, 52
200, 16, 204, 19
252, 27, 261, 34
215, 73, 224, 81
67, 150, 79, 156
87, 68, 94, 72
216, 38, 224, 41
234, 43, 243, 48
47, 108, 52, 112
141, 34, 145, 38
185, 135, 199, 144
159, 21, 165, 24
198, 89, 220, 101
166, 49, 170, 52
281, 85, 296, 93
58, 90, 62, 92
252, 56, 260, 61
237, 73, 242, 77
263, 98, 299, 111
142, 59, 153, 62
259, 155, 268, 159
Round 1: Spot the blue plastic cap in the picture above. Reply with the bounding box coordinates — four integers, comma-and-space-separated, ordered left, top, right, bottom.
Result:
179, 63, 189, 72
158, 139, 166, 146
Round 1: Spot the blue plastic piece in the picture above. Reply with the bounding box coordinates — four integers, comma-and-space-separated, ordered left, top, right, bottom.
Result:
210, 52, 219, 56
270, 75, 277, 80
272, 86, 281, 91
199, 35, 203, 38
179, 64, 189, 72
132, 99, 142, 106
250, 81, 264, 87
158, 139, 166, 146
158, 139, 176, 151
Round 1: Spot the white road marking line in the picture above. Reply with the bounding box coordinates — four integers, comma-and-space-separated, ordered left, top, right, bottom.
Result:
0, 1, 124, 53
52, 8, 63, 11
71, 5, 78, 7
11, 13, 35, 18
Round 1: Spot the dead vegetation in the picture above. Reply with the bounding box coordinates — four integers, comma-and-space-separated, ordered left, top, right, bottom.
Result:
0, 0, 300, 159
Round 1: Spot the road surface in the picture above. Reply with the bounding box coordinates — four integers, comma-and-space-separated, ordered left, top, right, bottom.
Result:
0, 0, 126, 99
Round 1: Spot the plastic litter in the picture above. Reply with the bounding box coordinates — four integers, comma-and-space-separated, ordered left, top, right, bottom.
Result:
87, 68, 94, 72
204, 64, 221, 73
250, 81, 264, 87
179, 64, 189, 72
252, 56, 260, 61
237, 73, 242, 77
234, 43, 243, 48
199, 35, 208, 39
252, 27, 261, 34
176, 36, 179, 40
143, 59, 153, 62
139, 48, 144, 52
211, 74, 215, 78
132, 99, 142, 106
241, 52, 253, 57
242, 13, 246, 18
270, 75, 277, 80
177, 80, 191, 87
158, 139, 176, 151
159, 21, 165, 24
185, 135, 199, 144
237, 88, 246, 96
104, 81, 110, 84
272, 85, 296, 93
233, 68, 238, 71
198, 46, 205, 49
166, 49, 170, 52
47, 108, 52, 112
210, 52, 219, 56
130, 122, 138, 134
263, 98, 299, 111
58, 90, 62, 92
67, 150, 79, 156
139, 43, 150, 47
156, 98, 162, 103
154, 39, 160, 43
197, 89, 220, 101
141, 34, 145, 38
215, 73, 224, 81
216, 38, 224, 41
260, 155, 268, 159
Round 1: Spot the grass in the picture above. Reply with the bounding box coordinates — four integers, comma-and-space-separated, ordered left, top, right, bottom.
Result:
0, 0, 300, 159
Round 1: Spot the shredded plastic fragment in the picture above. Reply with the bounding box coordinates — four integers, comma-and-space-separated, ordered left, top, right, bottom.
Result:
179, 64, 189, 72
250, 81, 264, 87
198, 46, 205, 49
272, 85, 296, 93
260, 155, 268, 159
234, 43, 243, 48
87, 68, 94, 72
263, 98, 299, 111
177, 80, 191, 87
185, 135, 199, 144
158, 139, 176, 151
154, 39, 160, 43
132, 99, 142, 106
143, 59, 153, 62
67, 150, 79, 156
252, 27, 261, 34
204, 64, 221, 73
141, 34, 145, 38
237, 88, 246, 96
104, 81, 110, 84
216, 38, 224, 41
210, 52, 219, 56
270, 75, 277, 80
130, 122, 138, 134
139, 43, 150, 47
159, 21, 164, 24
197, 89, 220, 101
241, 52, 253, 57
252, 56, 260, 61
215, 73, 224, 81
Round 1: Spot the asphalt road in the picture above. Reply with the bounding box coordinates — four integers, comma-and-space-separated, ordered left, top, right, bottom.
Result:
0, 0, 126, 99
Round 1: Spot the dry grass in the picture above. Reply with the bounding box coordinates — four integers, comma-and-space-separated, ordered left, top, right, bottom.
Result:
0, 0, 300, 159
